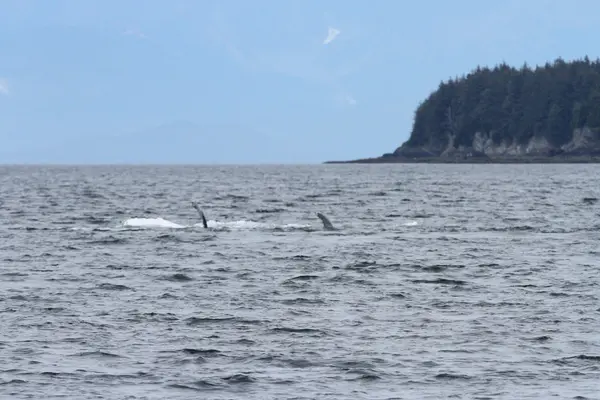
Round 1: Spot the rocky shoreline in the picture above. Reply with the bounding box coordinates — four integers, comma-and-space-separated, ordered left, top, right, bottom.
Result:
324, 155, 600, 164
326, 127, 600, 164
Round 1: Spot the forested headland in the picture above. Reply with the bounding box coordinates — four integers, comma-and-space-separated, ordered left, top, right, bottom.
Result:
328, 56, 600, 163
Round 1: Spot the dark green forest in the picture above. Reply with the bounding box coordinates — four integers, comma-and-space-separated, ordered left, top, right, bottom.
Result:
405, 56, 600, 149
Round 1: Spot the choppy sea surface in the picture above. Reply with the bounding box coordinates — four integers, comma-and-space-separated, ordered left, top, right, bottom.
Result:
1, 164, 599, 400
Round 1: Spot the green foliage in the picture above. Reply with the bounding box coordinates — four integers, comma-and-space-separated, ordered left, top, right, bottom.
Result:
406, 57, 600, 149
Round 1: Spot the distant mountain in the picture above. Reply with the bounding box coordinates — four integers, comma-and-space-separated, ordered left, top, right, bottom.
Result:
1, 121, 300, 164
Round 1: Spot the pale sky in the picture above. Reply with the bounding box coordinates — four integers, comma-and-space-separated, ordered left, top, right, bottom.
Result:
1, 0, 599, 163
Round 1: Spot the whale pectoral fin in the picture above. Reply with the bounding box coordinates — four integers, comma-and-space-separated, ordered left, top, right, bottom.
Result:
200, 211, 208, 229
191, 201, 208, 228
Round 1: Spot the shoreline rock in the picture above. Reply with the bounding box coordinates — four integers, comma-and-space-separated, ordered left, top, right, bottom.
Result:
326, 127, 600, 164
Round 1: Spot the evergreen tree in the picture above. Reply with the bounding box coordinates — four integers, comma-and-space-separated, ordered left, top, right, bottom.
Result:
405, 56, 600, 151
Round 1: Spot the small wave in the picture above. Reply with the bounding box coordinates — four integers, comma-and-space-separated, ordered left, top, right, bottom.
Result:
260, 355, 315, 368
346, 370, 381, 381
419, 264, 466, 272
88, 236, 129, 245
282, 275, 320, 286
273, 254, 313, 261
81, 187, 105, 199
153, 233, 184, 242
255, 208, 285, 213
435, 373, 472, 380
411, 213, 434, 218
180, 348, 222, 356
0, 379, 26, 385
130, 312, 178, 323
214, 194, 249, 201
486, 225, 536, 232
562, 355, 600, 362
345, 261, 377, 271
549, 292, 569, 297
1, 272, 28, 281
411, 278, 467, 285
185, 317, 262, 326
72, 351, 123, 358
271, 327, 326, 335
528, 335, 551, 342
167, 381, 222, 391
40, 371, 76, 377
222, 373, 255, 384
8, 294, 29, 301
280, 297, 325, 305
105, 264, 131, 270
285, 275, 320, 282
84, 215, 109, 225
303, 193, 325, 199
96, 283, 134, 291
163, 273, 193, 282
186, 317, 235, 325
552, 354, 600, 366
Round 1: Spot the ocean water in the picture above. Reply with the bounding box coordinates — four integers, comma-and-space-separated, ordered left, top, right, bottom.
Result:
1, 164, 599, 400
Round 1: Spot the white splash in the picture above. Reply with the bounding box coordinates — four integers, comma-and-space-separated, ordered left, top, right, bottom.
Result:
123, 217, 185, 229
323, 27, 340, 45
121, 217, 312, 231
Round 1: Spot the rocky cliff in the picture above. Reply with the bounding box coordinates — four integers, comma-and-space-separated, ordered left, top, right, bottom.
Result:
390, 126, 600, 161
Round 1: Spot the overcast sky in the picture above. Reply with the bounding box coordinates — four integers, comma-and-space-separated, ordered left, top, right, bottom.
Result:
1, 0, 599, 163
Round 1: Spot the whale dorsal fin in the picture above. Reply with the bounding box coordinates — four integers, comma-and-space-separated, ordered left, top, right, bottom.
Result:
316, 212, 335, 230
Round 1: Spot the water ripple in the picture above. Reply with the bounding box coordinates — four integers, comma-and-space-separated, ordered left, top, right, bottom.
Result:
1, 164, 599, 399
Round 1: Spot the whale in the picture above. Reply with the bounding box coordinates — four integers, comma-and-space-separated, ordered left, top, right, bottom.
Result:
191, 201, 208, 228
316, 212, 337, 231
191, 202, 336, 231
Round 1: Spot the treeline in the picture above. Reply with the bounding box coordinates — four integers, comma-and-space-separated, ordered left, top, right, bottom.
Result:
405, 56, 600, 149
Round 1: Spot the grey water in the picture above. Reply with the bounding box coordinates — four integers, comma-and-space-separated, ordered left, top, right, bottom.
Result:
1, 164, 599, 400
